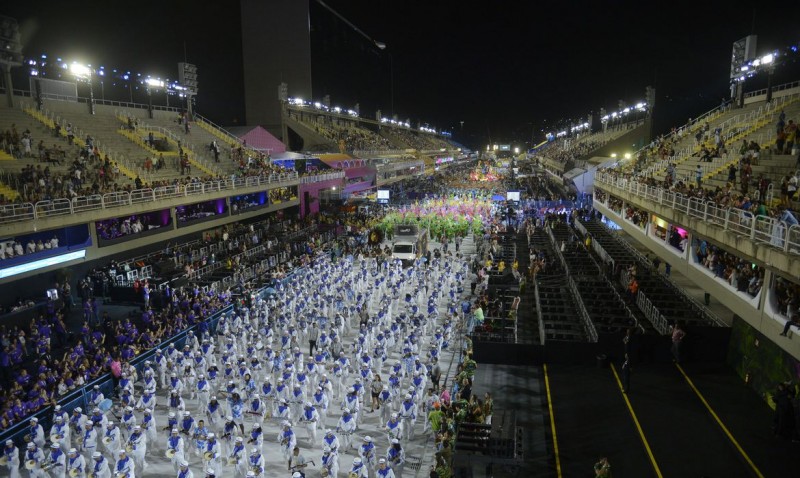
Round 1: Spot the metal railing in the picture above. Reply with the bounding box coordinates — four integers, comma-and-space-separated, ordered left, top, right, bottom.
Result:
533, 280, 546, 345
635, 290, 670, 335
114, 111, 219, 177
595, 173, 800, 257
0, 172, 318, 225
744, 79, 800, 99
545, 225, 598, 342
568, 274, 599, 342
621, 88, 799, 174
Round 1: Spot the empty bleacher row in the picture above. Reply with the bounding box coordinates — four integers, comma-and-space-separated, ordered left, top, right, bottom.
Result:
578, 217, 720, 331
549, 222, 648, 335
530, 227, 587, 341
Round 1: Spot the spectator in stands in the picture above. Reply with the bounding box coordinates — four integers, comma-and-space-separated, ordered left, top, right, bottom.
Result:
772, 382, 798, 442
671, 324, 686, 363
779, 314, 800, 337
784, 120, 797, 154
627, 277, 639, 303
780, 176, 791, 208
776, 127, 787, 153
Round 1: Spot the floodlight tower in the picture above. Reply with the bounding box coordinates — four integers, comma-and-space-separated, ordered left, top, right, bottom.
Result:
730, 35, 758, 108
0, 16, 24, 108
374, 41, 393, 118
178, 62, 198, 119
145, 78, 165, 119
70, 63, 94, 115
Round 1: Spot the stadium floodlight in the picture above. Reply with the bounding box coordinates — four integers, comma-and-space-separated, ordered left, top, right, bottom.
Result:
761, 53, 774, 64
611, 153, 617, 158
70, 62, 91, 80
145, 77, 165, 118
70, 62, 95, 114
624, 153, 631, 159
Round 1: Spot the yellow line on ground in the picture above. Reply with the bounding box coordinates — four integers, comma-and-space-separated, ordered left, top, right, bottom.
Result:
542, 364, 562, 478
674, 363, 765, 478
610, 363, 664, 478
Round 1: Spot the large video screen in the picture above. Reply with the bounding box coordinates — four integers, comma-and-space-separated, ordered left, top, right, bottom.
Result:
507, 191, 520, 202
377, 189, 390, 204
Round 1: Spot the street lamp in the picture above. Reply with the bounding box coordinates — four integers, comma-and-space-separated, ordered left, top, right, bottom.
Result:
374, 41, 393, 118
70, 62, 94, 114
145, 78, 164, 119
0, 15, 23, 108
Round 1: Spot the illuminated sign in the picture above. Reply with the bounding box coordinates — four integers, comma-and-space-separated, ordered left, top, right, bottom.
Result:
0, 250, 86, 280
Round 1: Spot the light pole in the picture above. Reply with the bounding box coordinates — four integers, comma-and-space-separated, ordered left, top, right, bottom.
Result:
0, 15, 23, 108
374, 41, 393, 118
145, 78, 164, 119
70, 62, 94, 115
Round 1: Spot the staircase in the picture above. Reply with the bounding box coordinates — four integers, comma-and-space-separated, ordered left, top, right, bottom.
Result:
117, 109, 245, 177
650, 97, 798, 185
634, 100, 772, 178
0, 104, 106, 198
112, 113, 220, 180
529, 227, 587, 342
513, 231, 540, 344
20, 102, 138, 184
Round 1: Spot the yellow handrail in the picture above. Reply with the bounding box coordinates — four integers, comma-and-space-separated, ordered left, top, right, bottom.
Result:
22, 106, 137, 181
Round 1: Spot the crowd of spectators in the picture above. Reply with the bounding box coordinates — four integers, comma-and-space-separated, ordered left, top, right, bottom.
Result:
517, 174, 568, 202
2, 126, 34, 160
694, 239, 764, 297
12, 153, 124, 204
538, 133, 610, 169
383, 128, 452, 151
0, 235, 60, 260
607, 196, 623, 215
0, 284, 231, 429
96, 215, 161, 241
773, 277, 799, 319
0, 121, 330, 212
624, 204, 649, 229
0, 208, 344, 428
304, 118, 393, 152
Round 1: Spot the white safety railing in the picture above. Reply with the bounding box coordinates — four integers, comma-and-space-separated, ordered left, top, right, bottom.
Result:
0, 171, 323, 225
635, 291, 671, 335
595, 173, 800, 257
545, 225, 599, 342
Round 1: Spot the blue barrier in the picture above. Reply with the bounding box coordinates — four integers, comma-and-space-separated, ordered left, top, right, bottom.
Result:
0, 304, 234, 451
0, 246, 324, 452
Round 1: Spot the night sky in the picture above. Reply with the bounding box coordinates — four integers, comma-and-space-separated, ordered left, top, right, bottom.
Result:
4, 1, 800, 149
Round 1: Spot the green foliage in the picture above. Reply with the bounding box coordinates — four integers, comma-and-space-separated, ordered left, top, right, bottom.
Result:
435, 465, 453, 478
376, 213, 483, 240
727, 317, 800, 409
